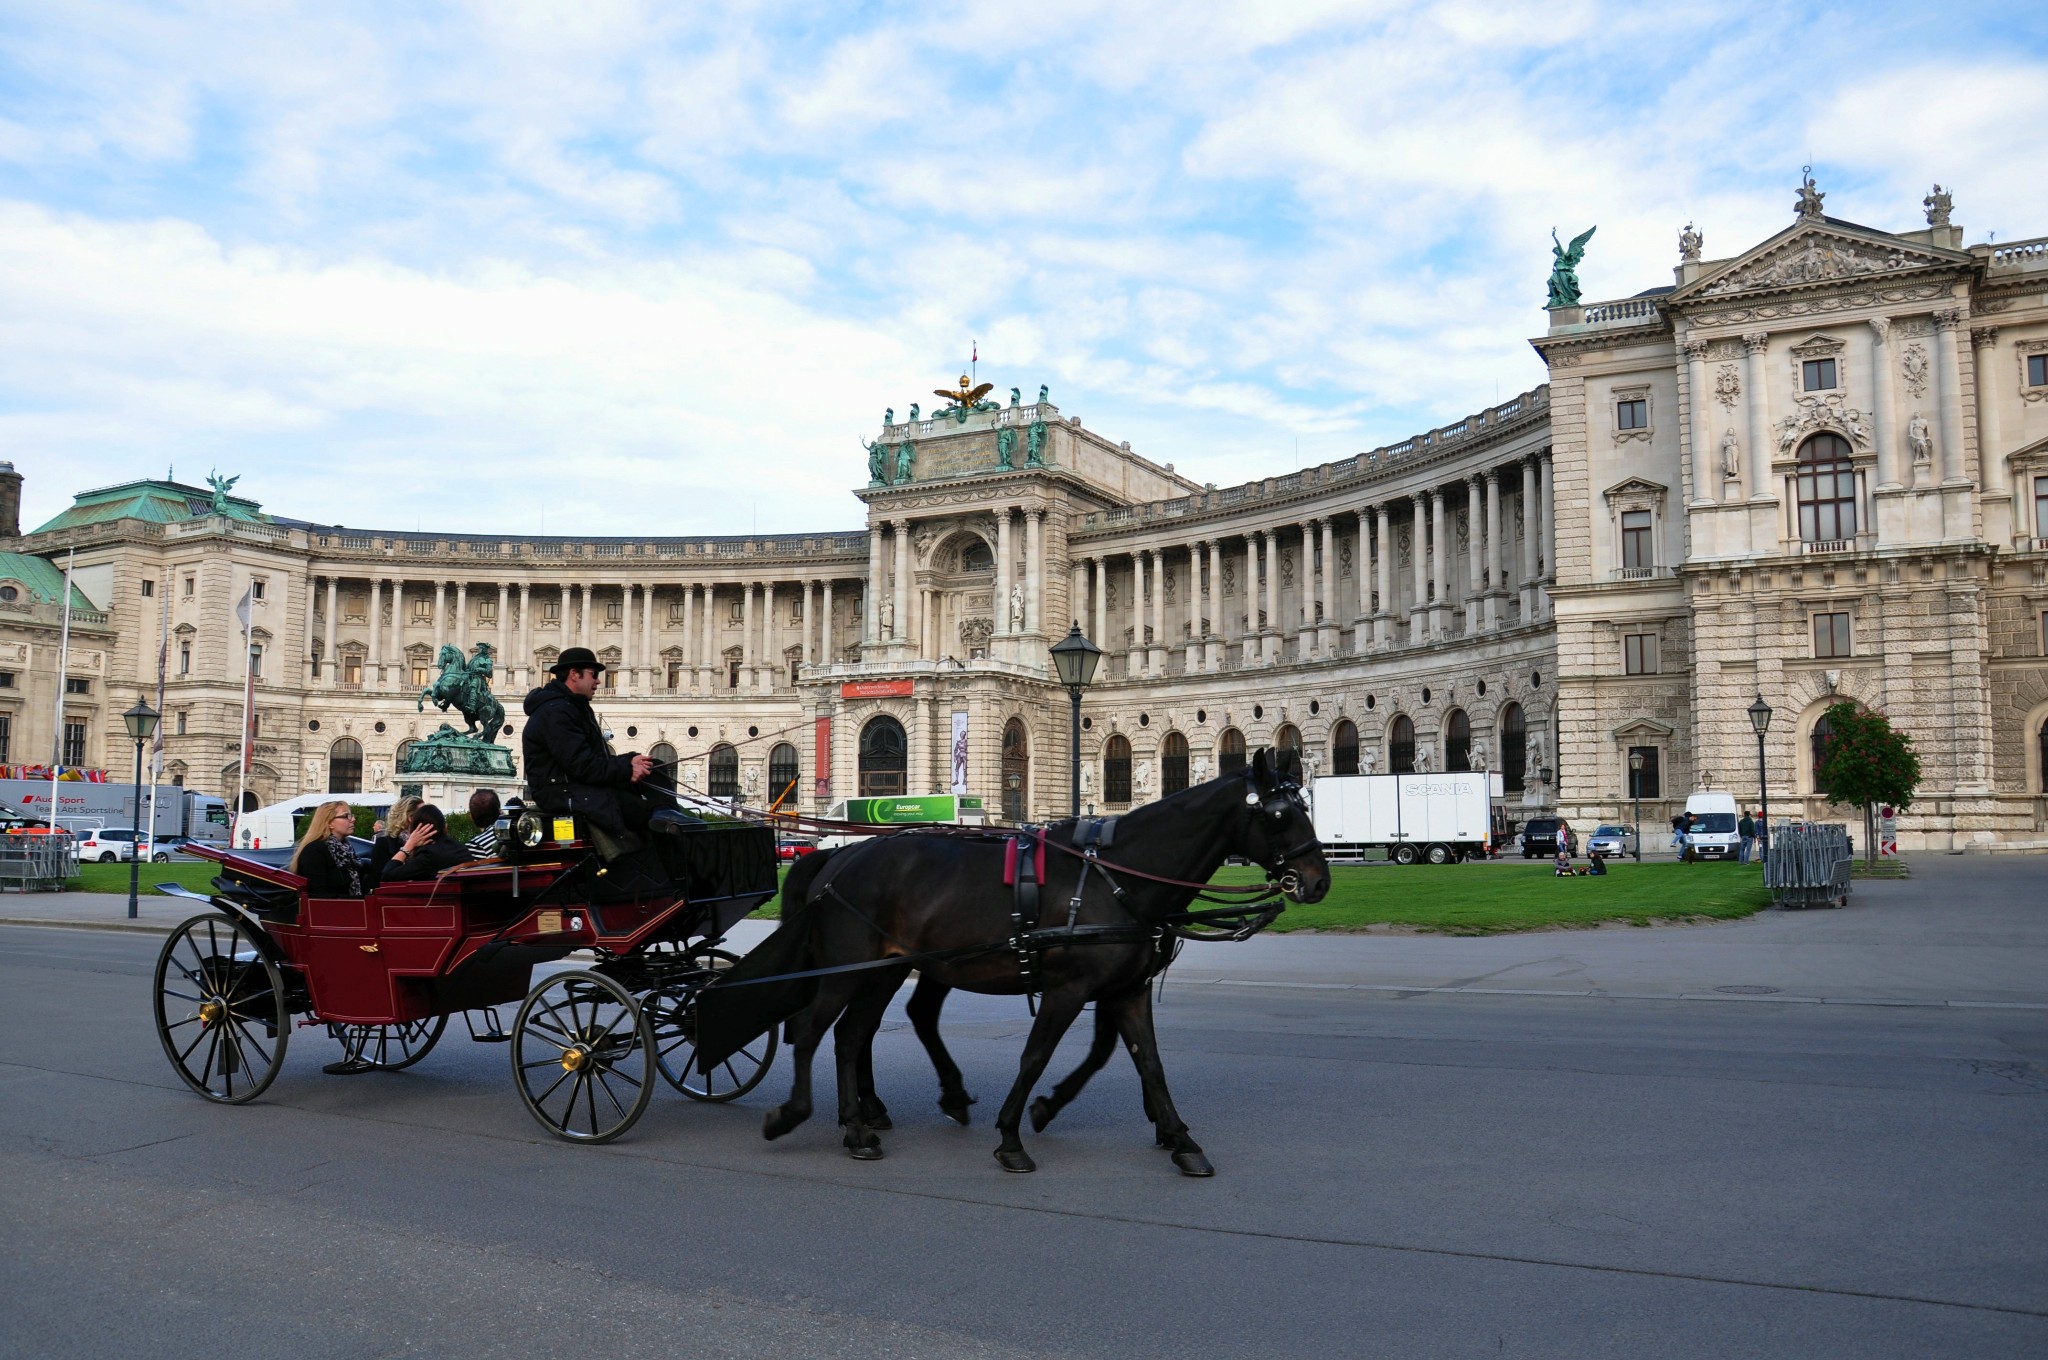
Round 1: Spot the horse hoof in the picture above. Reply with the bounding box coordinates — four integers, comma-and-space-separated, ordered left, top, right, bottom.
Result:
939, 1094, 975, 1126
847, 1144, 885, 1161
866, 1112, 893, 1131
1171, 1150, 1216, 1177
994, 1147, 1036, 1173
762, 1108, 803, 1141
1028, 1097, 1056, 1133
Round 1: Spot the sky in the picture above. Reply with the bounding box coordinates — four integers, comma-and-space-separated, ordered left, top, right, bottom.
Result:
1, 1, 2044, 538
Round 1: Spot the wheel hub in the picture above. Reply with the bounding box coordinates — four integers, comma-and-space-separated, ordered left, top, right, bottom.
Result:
198, 999, 225, 1026
561, 1045, 590, 1072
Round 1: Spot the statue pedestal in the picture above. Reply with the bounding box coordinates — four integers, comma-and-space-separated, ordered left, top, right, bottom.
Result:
394, 725, 519, 806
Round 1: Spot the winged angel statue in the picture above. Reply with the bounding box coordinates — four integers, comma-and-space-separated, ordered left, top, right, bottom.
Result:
1546, 226, 1597, 309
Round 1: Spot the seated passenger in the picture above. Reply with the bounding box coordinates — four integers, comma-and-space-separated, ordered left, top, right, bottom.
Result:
367, 795, 421, 883
378, 803, 473, 882
290, 801, 368, 896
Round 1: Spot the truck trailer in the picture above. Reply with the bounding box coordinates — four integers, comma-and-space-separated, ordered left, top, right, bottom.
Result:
1309, 771, 1505, 864
0, 779, 228, 841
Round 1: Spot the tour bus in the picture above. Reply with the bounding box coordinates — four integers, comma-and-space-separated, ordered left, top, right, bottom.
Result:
814, 794, 987, 849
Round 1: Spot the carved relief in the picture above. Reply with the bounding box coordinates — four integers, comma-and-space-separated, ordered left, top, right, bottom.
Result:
1900, 343, 1930, 398
1776, 393, 1873, 454
1713, 365, 1740, 408
1691, 282, 1946, 328
1699, 234, 1929, 297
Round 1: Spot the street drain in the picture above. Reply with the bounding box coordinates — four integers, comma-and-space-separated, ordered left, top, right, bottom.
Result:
1715, 985, 1781, 995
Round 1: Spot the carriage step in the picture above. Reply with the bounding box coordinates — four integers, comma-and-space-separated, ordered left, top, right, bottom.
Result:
462, 1008, 511, 1043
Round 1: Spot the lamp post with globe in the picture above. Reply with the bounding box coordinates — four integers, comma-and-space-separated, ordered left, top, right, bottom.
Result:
1748, 695, 1773, 863
122, 699, 160, 920
1048, 624, 1103, 818
1627, 747, 1645, 862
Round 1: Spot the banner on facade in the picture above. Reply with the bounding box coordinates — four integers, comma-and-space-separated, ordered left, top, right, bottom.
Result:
950, 711, 968, 794
841, 679, 913, 698
814, 715, 832, 800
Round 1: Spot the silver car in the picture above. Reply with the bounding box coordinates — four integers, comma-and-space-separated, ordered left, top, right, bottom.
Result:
1586, 824, 1638, 858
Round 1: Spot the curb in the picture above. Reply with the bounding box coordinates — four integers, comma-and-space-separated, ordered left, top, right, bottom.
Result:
0, 916, 177, 935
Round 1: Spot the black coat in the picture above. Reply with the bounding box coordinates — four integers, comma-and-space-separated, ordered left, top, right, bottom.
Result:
522, 679, 638, 833
378, 835, 473, 882
295, 838, 369, 897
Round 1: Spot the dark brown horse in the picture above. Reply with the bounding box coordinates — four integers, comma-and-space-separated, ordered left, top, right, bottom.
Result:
748, 748, 1328, 1174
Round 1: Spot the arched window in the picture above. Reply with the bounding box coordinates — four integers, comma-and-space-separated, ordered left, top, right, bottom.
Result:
1500, 703, 1527, 792
1445, 709, 1472, 772
647, 742, 678, 794
1217, 727, 1246, 776
1389, 716, 1416, 774
767, 743, 800, 808
1795, 433, 1858, 543
2039, 715, 2048, 793
1810, 713, 1834, 791
858, 716, 906, 797
328, 738, 363, 793
1274, 723, 1301, 755
1332, 719, 1359, 775
1161, 731, 1190, 794
708, 743, 740, 799
962, 539, 995, 573
394, 738, 414, 770
1001, 718, 1029, 823
1103, 735, 1133, 804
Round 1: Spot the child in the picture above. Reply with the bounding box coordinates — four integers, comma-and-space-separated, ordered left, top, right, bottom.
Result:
1554, 849, 1574, 877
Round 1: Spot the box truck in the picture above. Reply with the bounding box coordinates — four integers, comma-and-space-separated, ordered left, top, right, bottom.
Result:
0, 779, 228, 841
1309, 771, 1505, 864
814, 794, 986, 849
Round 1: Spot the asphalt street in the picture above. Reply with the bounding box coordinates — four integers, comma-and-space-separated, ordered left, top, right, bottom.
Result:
2, 860, 2045, 1358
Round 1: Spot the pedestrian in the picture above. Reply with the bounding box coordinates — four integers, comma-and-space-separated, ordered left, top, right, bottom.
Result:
1738, 808, 1757, 864
1669, 811, 1687, 852
467, 788, 502, 858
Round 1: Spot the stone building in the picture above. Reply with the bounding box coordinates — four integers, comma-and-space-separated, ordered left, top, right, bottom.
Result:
5, 177, 2044, 850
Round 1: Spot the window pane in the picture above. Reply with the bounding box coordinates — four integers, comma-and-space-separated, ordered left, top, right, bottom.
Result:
1628, 746, 1661, 799
2029, 354, 2048, 387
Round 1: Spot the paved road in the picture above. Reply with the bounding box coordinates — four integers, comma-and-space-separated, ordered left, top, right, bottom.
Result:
4, 872, 2045, 1357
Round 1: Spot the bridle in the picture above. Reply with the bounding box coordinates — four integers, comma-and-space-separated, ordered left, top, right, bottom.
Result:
1243, 775, 1319, 899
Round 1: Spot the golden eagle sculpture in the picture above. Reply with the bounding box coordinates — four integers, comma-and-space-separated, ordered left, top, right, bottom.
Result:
934, 374, 994, 409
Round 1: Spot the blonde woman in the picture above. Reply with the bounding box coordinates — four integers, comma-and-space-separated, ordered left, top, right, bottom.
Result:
290, 802, 368, 896
369, 796, 421, 882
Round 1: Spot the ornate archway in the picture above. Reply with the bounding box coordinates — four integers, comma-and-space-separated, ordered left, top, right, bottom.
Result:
1001, 718, 1029, 822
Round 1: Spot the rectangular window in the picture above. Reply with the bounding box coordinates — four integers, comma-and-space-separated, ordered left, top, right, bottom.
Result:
62, 720, 86, 767
411, 597, 431, 620
476, 598, 497, 621
667, 661, 682, 690
669, 601, 686, 623
411, 664, 429, 687
140, 579, 154, 597
1814, 611, 1852, 659
182, 575, 195, 597
2029, 353, 2048, 387
1624, 633, 1658, 675
1802, 358, 1837, 391
0, 671, 12, 688
605, 601, 622, 624
2035, 476, 2048, 544
542, 598, 560, 621
1616, 398, 1648, 430
176, 710, 188, 735
1627, 746, 1662, 799
791, 600, 804, 623
603, 667, 616, 690
1620, 510, 1654, 571
0, 714, 9, 762
727, 660, 740, 688
178, 642, 191, 675
250, 579, 266, 600
728, 601, 743, 624
343, 655, 363, 686
64, 676, 91, 695
248, 646, 263, 679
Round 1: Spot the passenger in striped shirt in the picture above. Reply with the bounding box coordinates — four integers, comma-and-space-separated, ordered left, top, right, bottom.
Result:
467, 788, 502, 858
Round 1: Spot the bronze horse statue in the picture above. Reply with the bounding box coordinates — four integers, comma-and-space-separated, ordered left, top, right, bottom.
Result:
417, 643, 505, 740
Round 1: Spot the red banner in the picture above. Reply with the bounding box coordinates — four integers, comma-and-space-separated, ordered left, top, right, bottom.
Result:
840, 679, 913, 698
813, 715, 832, 800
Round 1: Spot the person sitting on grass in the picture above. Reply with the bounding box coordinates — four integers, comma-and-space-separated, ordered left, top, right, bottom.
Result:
1554, 848, 1575, 877
1586, 850, 1608, 876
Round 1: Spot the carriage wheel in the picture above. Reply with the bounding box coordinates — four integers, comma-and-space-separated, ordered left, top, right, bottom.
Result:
645, 946, 778, 1103
327, 1015, 448, 1071
511, 970, 653, 1144
153, 912, 290, 1104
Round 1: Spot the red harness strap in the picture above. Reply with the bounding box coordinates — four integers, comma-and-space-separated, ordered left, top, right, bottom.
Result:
1001, 830, 1047, 887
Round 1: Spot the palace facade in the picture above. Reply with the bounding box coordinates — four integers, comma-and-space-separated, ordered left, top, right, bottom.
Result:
6, 180, 2047, 851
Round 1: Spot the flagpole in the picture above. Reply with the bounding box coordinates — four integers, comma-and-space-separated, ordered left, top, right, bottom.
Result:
231, 584, 255, 846
49, 548, 75, 832
145, 566, 171, 852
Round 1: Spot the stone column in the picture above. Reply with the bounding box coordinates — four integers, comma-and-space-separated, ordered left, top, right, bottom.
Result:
994, 509, 1013, 639
1298, 522, 1316, 655
558, 583, 571, 663
1130, 550, 1148, 674
865, 527, 883, 645
454, 580, 468, 656
1466, 475, 1484, 631
1262, 531, 1281, 664
677, 583, 693, 689
802, 581, 815, 667
1683, 338, 1714, 503
1410, 497, 1428, 641
433, 580, 447, 656
740, 582, 756, 689
1092, 557, 1107, 654
1485, 473, 1503, 629
322, 577, 338, 686
1207, 540, 1224, 670
1352, 511, 1371, 654
892, 520, 912, 648
1519, 460, 1539, 617
369, 579, 385, 684
1026, 509, 1044, 636
1539, 453, 1554, 581
1374, 507, 1393, 647
641, 583, 655, 690
821, 579, 835, 665
1318, 519, 1337, 654
1149, 548, 1166, 674
1972, 325, 2003, 493
517, 582, 531, 689
1430, 490, 1449, 635
1933, 309, 1967, 485
701, 584, 717, 688
1743, 333, 1772, 500
1243, 538, 1258, 662
1068, 560, 1086, 636
1870, 318, 1901, 490
579, 583, 592, 648
497, 580, 511, 668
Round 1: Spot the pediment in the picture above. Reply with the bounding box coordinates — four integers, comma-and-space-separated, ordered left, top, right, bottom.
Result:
1612, 717, 1675, 739
2007, 434, 2048, 468
1674, 219, 1968, 305
1602, 476, 1668, 504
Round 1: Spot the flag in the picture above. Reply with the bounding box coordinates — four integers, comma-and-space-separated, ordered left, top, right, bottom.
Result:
234, 584, 255, 631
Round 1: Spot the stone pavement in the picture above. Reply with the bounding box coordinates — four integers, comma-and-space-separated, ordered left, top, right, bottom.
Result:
7, 854, 2042, 1008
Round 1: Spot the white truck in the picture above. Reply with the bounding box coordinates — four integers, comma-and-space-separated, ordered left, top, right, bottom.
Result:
1309, 771, 1506, 865
0, 779, 228, 841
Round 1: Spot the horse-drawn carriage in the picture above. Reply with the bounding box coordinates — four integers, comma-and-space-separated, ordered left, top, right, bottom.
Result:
152, 812, 780, 1143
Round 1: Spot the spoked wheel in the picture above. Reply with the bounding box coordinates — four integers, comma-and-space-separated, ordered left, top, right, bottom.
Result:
511, 970, 653, 1144
326, 1015, 448, 1071
644, 946, 778, 1102
153, 912, 290, 1104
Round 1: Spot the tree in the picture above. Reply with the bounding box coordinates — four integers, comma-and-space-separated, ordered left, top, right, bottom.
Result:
1813, 701, 1921, 865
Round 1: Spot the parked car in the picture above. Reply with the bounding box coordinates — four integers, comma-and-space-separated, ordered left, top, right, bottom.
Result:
153, 833, 231, 862
1586, 824, 1638, 858
1520, 817, 1575, 858
776, 837, 819, 862
77, 827, 147, 863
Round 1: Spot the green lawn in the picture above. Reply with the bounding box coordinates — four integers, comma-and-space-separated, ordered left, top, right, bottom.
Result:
1245, 860, 1771, 934
68, 861, 222, 894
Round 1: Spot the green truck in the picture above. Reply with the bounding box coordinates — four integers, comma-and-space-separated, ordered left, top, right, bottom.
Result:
817, 794, 986, 847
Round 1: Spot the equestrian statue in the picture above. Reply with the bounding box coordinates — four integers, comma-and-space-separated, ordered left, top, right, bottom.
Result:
419, 642, 506, 741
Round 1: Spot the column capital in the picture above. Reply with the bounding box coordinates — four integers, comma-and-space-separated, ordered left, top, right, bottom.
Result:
1971, 325, 1999, 349
1868, 315, 1891, 343
1931, 307, 1964, 331
1742, 331, 1770, 354
1681, 338, 1709, 361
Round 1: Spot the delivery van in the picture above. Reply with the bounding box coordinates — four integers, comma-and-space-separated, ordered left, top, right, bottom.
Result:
1683, 791, 1741, 861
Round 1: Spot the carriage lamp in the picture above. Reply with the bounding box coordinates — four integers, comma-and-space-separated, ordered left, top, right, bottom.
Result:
1049, 624, 1104, 818
122, 700, 160, 920
1748, 696, 1773, 859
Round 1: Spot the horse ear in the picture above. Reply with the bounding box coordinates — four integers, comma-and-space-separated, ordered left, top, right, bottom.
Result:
1280, 748, 1303, 783
1250, 747, 1272, 786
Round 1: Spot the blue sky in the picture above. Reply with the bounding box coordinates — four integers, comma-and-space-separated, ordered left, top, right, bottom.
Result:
1, 1, 2044, 536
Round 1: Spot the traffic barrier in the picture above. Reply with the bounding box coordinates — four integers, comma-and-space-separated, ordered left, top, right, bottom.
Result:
0, 833, 78, 892
1763, 822, 1852, 909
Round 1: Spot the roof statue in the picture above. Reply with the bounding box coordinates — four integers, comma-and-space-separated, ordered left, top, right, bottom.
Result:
1038, 384, 1049, 403
1009, 387, 1021, 407
862, 436, 887, 487
1546, 226, 1596, 308
909, 403, 920, 422
933, 373, 1000, 424
1923, 184, 1953, 228
1678, 222, 1703, 263
884, 407, 894, 426
1796, 167, 1825, 220
204, 470, 238, 516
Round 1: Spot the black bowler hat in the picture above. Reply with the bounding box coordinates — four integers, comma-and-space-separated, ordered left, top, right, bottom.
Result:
551, 646, 605, 676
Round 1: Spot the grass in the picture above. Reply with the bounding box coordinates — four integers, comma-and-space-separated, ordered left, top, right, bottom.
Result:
1851, 859, 1910, 879
67, 861, 222, 895
1242, 860, 1772, 935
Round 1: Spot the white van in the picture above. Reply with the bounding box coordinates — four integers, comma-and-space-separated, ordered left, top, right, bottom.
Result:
1682, 792, 1741, 861
234, 792, 393, 851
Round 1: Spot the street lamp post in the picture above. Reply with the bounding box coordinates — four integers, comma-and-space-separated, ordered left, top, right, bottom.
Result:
122, 699, 160, 920
1627, 747, 1644, 862
1748, 695, 1773, 865
1048, 623, 1103, 819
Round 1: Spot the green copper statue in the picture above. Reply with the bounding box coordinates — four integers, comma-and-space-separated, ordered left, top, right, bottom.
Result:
1009, 387, 1021, 407
894, 440, 916, 484
996, 426, 1017, 469
864, 437, 887, 486
1546, 226, 1596, 308
204, 470, 238, 515
1026, 418, 1048, 466
419, 642, 505, 740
